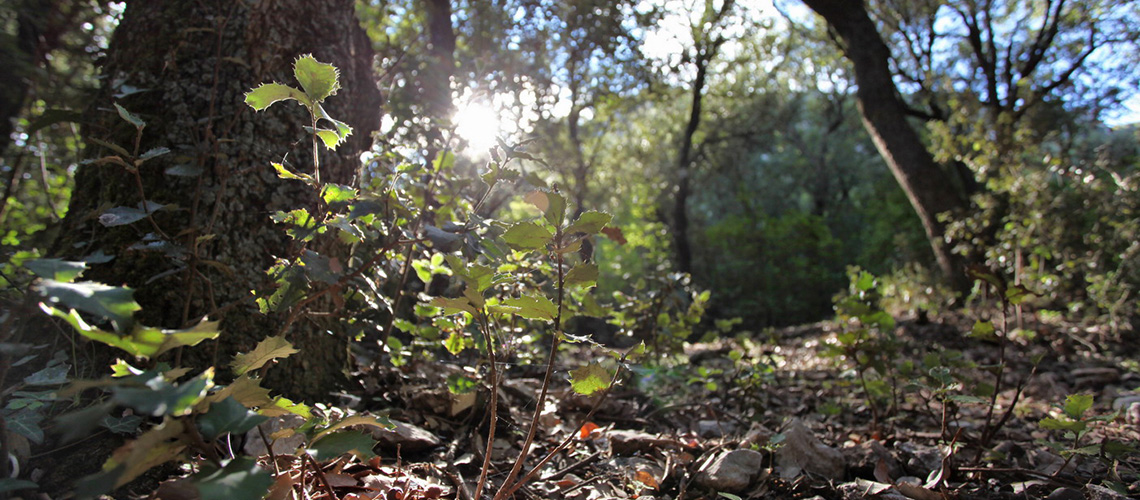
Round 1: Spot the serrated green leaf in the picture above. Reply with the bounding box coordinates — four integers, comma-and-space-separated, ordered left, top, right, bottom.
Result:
503, 221, 553, 250
198, 397, 270, 440
1040, 417, 1086, 433
37, 280, 140, 331
321, 183, 357, 205
564, 211, 612, 235
444, 331, 466, 355
271, 162, 313, 182
432, 296, 478, 317
502, 294, 558, 321
1063, 393, 1094, 419
114, 103, 145, 128
138, 147, 170, 161
231, 336, 298, 376
294, 54, 340, 103
971, 320, 996, 340
164, 164, 204, 177
193, 457, 274, 500
308, 430, 376, 461
112, 370, 214, 417
312, 414, 392, 444
315, 129, 342, 149
25, 258, 86, 282
570, 362, 611, 396
447, 374, 478, 394
524, 191, 566, 226
565, 263, 598, 288
244, 82, 310, 111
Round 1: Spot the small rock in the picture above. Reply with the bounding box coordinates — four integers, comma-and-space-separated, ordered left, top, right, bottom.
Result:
1046, 487, 1085, 500
776, 418, 845, 480
1087, 483, 1129, 500
697, 419, 737, 438
243, 414, 306, 456
696, 449, 766, 492
740, 424, 773, 448
896, 441, 943, 476
371, 420, 441, 452
609, 429, 665, 455
844, 440, 901, 479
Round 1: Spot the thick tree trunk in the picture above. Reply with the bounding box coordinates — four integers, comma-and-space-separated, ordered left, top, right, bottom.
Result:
802, 0, 970, 291
53, 0, 381, 400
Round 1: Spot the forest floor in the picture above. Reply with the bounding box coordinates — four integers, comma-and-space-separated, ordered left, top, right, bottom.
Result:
147, 311, 1140, 500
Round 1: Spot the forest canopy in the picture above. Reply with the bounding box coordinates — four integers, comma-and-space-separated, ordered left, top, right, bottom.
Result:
2, 0, 1140, 499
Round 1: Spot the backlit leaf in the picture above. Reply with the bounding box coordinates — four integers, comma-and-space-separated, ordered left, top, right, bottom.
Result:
244, 82, 310, 111
503, 221, 553, 250
37, 281, 140, 332
570, 362, 610, 396
502, 294, 558, 322
1062, 393, 1094, 420
293, 54, 340, 103
231, 336, 298, 376
565, 263, 598, 288
564, 211, 612, 235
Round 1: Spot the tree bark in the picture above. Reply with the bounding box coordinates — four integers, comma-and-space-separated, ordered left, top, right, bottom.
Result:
802, 0, 970, 291
53, 0, 382, 400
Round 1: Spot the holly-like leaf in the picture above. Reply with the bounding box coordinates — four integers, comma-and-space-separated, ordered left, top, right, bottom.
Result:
37, 281, 140, 332
431, 296, 478, 317
444, 331, 466, 355
564, 211, 612, 235
502, 294, 558, 322
198, 397, 270, 440
309, 430, 377, 461
1062, 393, 1094, 420
77, 419, 187, 495
271, 162, 313, 183
565, 263, 598, 288
231, 336, 298, 376
112, 370, 214, 417
244, 82, 311, 111
114, 103, 145, 128
503, 221, 553, 250
570, 362, 611, 396
193, 457, 274, 500
293, 54, 340, 103
311, 414, 393, 444
25, 258, 86, 282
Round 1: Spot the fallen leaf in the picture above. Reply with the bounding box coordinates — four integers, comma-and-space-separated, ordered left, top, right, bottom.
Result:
580, 421, 600, 439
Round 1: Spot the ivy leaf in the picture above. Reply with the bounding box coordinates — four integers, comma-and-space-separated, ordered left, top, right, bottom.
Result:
564, 263, 598, 288
569, 362, 611, 396
564, 211, 612, 235
6, 410, 44, 444
197, 397, 269, 440
101, 414, 143, 435
502, 294, 558, 322
309, 430, 377, 461
193, 457, 274, 500
231, 336, 299, 376
502, 221, 553, 250
36, 280, 140, 331
25, 258, 86, 282
293, 54, 340, 103
244, 82, 311, 111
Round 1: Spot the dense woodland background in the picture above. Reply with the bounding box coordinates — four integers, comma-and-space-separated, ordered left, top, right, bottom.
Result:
2, 0, 1140, 499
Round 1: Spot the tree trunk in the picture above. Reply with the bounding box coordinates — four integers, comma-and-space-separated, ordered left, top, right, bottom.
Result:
801, 0, 970, 291
0, 0, 52, 155
53, 0, 382, 400
673, 54, 710, 276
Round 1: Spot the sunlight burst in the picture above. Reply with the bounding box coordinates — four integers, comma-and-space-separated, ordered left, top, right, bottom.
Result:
454, 103, 501, 155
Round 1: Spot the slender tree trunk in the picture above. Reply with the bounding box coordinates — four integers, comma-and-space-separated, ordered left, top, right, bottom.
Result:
422, 0, 455, 158
0, 0, 53, 155
802, 0, 970, 291
674, 55, 710, 275
53, 0, 382, 400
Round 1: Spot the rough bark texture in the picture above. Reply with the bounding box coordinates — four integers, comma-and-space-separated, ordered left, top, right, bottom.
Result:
802, 0, 970, 291
53, 0, 382, 400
